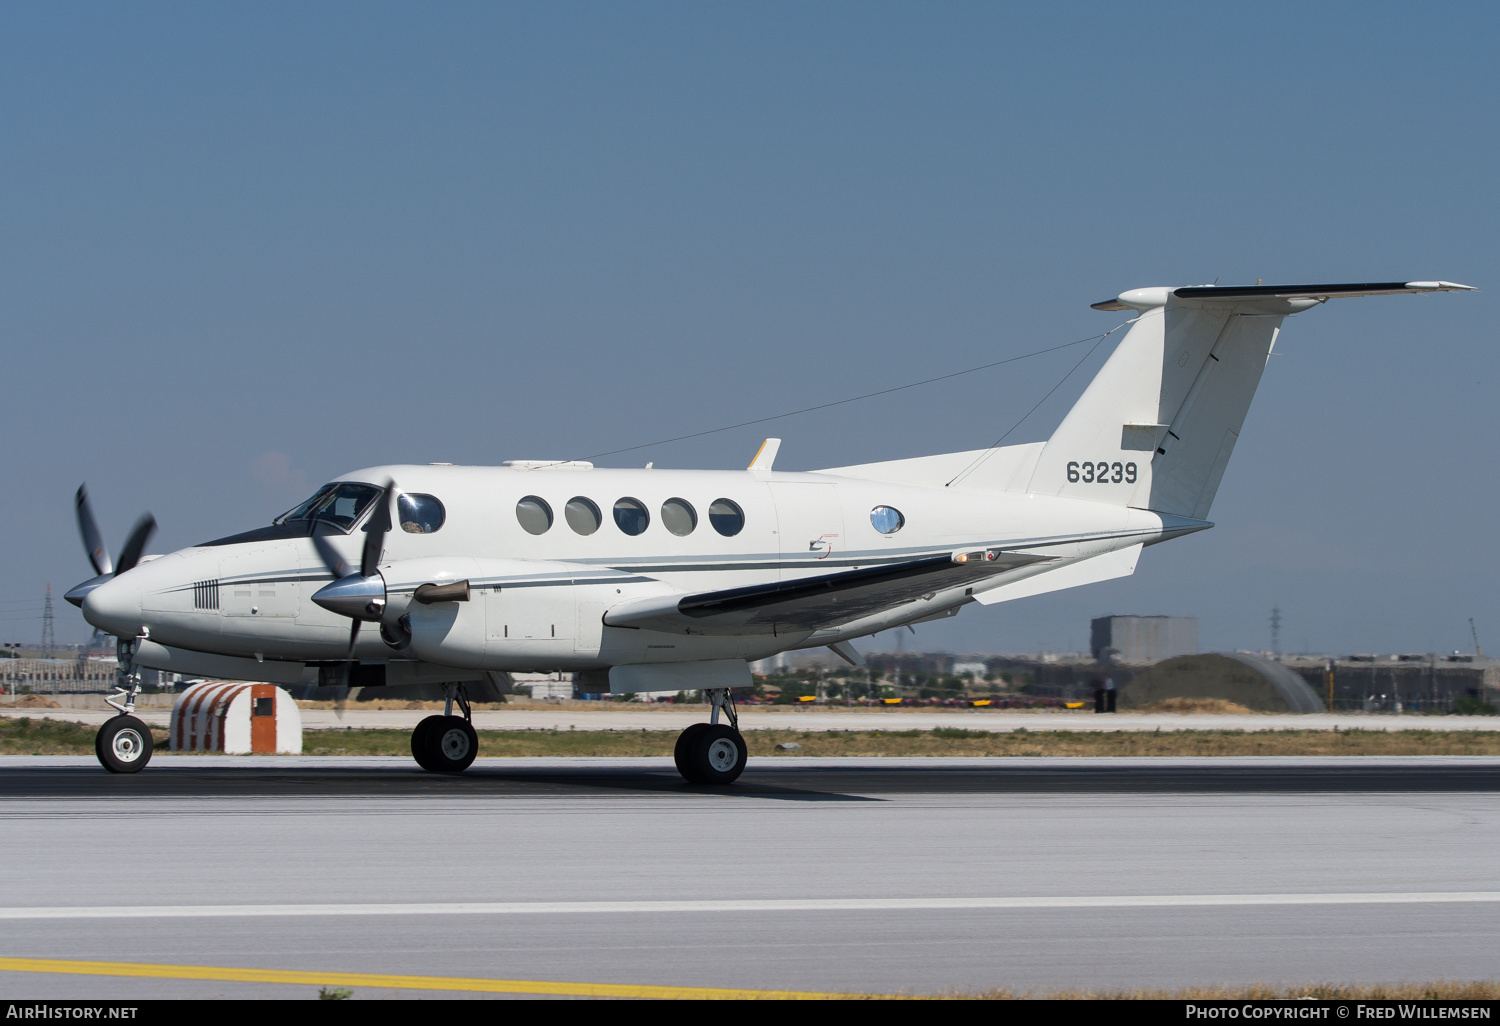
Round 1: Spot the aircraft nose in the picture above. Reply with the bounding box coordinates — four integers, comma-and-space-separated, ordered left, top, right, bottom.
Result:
82, 574, 143, 638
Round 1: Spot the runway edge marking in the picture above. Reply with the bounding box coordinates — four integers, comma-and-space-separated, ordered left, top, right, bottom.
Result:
4, 892, 1500, 919
0, 957, 856, 1000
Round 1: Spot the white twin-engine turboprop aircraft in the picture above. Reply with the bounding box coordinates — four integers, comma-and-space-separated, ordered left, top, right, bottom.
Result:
68, 280, 1473, 780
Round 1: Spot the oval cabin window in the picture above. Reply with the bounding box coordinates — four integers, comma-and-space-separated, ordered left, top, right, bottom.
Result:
515, 496, 553, 536
869, 505, 904, 535
398, 493, 446, 534
565, 497, 602, 536
613, 497, 649, 536
661, 498, 697, 537
709, 499, 745, 537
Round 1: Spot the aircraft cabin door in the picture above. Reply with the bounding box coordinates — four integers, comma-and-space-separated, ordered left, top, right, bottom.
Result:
767, 482, 845, 581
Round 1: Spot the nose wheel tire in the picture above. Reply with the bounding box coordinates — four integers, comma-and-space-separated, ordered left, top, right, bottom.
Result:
95, 715, 153, 774
412, 714, 478, 773
676, 722, 747, 785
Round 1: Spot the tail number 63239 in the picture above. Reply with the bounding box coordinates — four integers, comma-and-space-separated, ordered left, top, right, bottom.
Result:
1067, 461, 1136, 484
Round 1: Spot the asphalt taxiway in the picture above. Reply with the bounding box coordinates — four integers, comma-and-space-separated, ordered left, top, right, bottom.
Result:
1, 756, 1497, 998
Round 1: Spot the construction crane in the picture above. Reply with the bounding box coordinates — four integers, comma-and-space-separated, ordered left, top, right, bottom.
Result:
1470, 618, 1483, 657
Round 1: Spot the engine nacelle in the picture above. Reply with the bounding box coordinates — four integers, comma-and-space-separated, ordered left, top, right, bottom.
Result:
381, 555, 677, 670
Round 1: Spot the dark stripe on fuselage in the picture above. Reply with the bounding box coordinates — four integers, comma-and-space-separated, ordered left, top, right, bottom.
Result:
166, 525, 1164, 596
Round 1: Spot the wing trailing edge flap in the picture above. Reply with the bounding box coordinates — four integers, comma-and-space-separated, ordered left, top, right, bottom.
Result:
603, 550, 1050, 637
972, 543, 1143, 606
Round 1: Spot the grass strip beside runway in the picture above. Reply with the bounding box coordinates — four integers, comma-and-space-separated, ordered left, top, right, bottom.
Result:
0, 956, 851, 999
7, 717, 1500, 756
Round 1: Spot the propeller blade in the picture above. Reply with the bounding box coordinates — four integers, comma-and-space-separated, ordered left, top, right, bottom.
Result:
345, 618, 362, 660
114, 514, 157, 576
328, 683, 350, 721
311, 526, 353, 580
75, 485, 113, 577
360, 480, 395, 579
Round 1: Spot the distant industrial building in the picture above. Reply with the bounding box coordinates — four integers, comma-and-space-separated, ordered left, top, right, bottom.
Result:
1091, 616, 1198, 663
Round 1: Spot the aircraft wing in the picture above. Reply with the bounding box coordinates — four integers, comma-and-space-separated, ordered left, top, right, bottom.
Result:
603, 549, 1049, 636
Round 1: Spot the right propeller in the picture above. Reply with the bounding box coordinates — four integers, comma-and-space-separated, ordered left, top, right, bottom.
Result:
64, 485, 157, 610
308, 481, 396, 719
310, 480, 395, 660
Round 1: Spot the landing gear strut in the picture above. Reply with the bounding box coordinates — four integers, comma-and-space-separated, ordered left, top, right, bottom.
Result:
411, 683, 478, 773
96, 636, 152, 774
674, 688, 747, 784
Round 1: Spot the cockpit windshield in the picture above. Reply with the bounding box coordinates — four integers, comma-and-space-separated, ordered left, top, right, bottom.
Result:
275, 482, 383, 532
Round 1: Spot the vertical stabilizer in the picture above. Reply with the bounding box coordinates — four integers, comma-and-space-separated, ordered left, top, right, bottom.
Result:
1027, 288, 1278, 518
1026, 281, 1472, 519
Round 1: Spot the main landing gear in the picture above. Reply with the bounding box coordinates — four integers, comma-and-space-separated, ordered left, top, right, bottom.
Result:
412, 683, 478, 773
674, 688, 748, 785
96, 637, 152, 774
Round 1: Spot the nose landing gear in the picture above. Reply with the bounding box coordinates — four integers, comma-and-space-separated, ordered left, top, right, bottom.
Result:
96, 713, 153, 773
674, 688, 747, 784
411, 683, 478, 773
95, 636, 153, 774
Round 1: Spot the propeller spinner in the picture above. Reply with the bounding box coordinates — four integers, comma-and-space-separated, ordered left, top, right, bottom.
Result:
64, 486, 157, 610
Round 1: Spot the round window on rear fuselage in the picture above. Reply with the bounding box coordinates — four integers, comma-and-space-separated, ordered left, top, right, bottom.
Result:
870, 505, 904, 534
566, 497, 602, 535
516, 496, 553, 535
661, 498, 697, 536
709, 499, 745, 537
613, 497, 650, 536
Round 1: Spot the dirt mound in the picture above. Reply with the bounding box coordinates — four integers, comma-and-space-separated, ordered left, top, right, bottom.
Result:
1136, 697, 1259, 714
0, 695, 61, 709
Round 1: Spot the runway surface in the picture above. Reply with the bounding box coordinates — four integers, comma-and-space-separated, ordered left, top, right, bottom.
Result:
1, 756, 1497, 998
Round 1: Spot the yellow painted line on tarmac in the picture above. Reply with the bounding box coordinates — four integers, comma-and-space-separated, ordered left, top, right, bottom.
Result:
0, 956, 859, 999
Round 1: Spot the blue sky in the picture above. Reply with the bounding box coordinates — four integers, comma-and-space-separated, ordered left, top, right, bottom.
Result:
2, 2, 1495, 655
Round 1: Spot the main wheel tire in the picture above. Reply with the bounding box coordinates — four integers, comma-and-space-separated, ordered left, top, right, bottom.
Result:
416, 715, 478, 773
673, 723, 711, 781
410, 715, 446, 771
686, 723, 747, 785
95, 715, 153, 774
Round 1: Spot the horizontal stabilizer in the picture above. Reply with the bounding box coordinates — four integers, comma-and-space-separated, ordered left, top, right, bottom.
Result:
973, 544, 1142, 606
1092, 281, 1475, 310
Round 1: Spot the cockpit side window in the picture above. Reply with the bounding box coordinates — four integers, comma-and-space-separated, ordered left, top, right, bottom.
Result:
276, 482, 383, 532
398, 493, 446, 534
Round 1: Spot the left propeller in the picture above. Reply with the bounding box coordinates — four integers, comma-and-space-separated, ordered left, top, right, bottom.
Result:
64, 485, 157, 609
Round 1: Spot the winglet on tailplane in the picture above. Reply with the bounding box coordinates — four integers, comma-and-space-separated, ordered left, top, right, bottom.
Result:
1026, 280, 1476, 519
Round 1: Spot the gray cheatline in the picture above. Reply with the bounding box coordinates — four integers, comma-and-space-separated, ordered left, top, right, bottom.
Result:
2, 892, 1498, 920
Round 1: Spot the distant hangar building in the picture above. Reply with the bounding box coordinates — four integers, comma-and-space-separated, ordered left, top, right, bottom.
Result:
1091, 616, 1198, 664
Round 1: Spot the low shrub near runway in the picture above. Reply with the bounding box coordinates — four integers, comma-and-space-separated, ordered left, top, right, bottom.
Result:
292, 726, 1500, 758
0, 716, 169, 755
